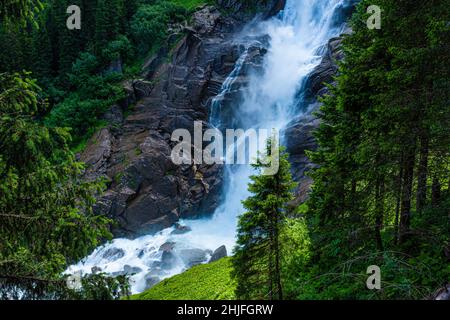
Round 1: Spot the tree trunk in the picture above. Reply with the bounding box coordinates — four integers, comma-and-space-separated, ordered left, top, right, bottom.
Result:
268, 227, 274, 300
375, 177, 385, 251
399, 146, 416, 244
416, 133, 429, 213
394, 156, 404, 245
432, 177, 441, 206
274, 220, 283, 300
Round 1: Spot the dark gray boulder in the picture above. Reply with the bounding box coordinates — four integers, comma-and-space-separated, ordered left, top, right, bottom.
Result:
144, 274, 161, 291
171, 223, 192, 235
161, 251, 177, 270
209, 245, 228, 263
123, 265, 143, 275
159, 242, 175, 252
179, 249, 208, 267
91, 266, 102, 274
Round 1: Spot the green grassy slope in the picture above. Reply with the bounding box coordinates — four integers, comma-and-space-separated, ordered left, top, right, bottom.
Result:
129, 258, 236, 300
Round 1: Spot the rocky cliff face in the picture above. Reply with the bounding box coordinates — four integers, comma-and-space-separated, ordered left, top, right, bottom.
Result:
285, 33, 349, 206
81, 2, 285, 238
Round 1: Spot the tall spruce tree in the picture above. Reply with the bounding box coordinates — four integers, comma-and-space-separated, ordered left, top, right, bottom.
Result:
0, 72, 119, 299
94, 0, 124, 54
232, 141, 296, 300
53, 0, 85, 77
31, 10, 53, 81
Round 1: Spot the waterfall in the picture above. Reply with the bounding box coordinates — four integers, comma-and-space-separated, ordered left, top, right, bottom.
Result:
210, 47, 250, 129
67, 0, 350, 294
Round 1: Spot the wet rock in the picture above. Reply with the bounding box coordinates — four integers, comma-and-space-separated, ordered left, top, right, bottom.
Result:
192, 6, 222, 35
120, 80, 137, 109
161, 251, 177, 270
179, 249, 208, 267
80, 128, 114, 182
111, 265, 143, 277
144, 274, 161, 290
209, 245, 227, 263
137, 246, 156, 259
285, 32, 349, 206
132, 79, 154, 100
91, 266, 102, 274
123, 265, 143, 275
102, 248, 125, 261
304, 36, 345, 100
284, 115, 320, 206
159, 242, 176, 252
171, 223, 192, 235
101, 104, 123, 126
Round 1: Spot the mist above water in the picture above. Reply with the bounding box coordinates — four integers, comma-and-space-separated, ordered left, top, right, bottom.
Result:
67, 0, 349, 294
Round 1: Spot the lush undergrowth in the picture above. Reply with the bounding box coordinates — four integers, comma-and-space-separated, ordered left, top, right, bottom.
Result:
129, 258, 236, 300
169, 0, 212, 11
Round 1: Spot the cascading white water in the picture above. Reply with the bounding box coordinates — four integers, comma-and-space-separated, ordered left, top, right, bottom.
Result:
67, 0, 350, 294
210, 47, 250, 129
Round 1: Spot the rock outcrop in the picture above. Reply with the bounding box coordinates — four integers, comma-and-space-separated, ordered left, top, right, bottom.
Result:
209, 245, 228, 263
285, 31, 349, 206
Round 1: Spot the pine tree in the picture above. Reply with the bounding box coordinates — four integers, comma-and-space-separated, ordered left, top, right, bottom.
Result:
31, 10, 53, 81
53, 0, 85, 77
94, 0, 124, 55
0, 73, 119, 299
232, 141, 296, 300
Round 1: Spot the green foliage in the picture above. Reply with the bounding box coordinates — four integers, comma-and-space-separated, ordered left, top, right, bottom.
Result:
102, 35, 134, 63
0, 72, 123, 299
232, 141, 297, 300
0, 25, 33, 73
291, 0, 450, 300
169, 0, 212, 11
280, 218, 311, 298
45, 52, 125, 142
130, 258, 236, 300
0, 0, 43, 28
131, 1, 188, 54
94, 0, 126, 53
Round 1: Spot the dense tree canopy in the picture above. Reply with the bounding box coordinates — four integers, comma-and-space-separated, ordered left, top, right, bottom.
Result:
0, 1, 132, 299
295, 0, 450, 299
